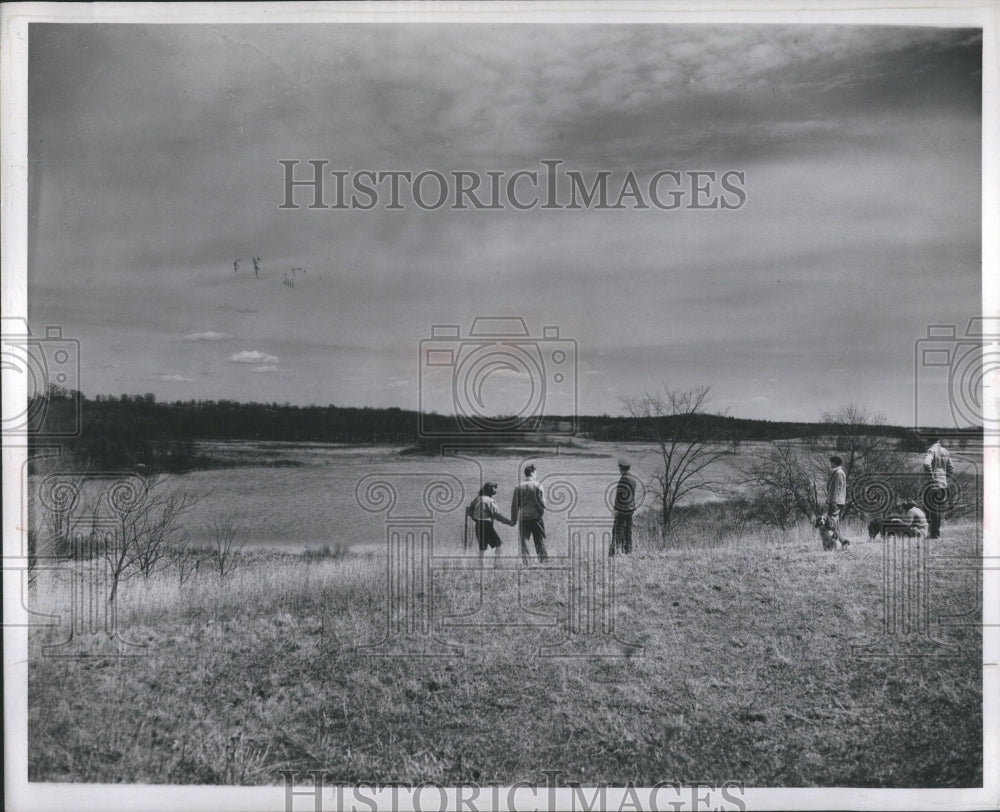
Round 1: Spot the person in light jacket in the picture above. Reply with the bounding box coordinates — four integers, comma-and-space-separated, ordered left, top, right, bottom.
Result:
922, 438, 955, 539
826, 455, 848, 542
901, 499, 929, 538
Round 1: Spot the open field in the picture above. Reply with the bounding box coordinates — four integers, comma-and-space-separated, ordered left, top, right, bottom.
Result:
28, 517, 982, 787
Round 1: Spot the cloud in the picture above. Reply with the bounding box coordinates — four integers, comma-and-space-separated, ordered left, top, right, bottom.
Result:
26, 24, 981, 423
229, 350, 279, 364
158, 373, 194, 383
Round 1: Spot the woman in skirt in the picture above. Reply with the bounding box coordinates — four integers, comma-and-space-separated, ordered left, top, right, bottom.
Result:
466, 481, 513, 565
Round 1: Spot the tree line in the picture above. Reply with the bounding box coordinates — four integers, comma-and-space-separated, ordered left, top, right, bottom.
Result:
29, 385, 979, 473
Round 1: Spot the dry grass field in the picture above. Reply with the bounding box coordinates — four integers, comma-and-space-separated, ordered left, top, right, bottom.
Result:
27, 516, 982, 787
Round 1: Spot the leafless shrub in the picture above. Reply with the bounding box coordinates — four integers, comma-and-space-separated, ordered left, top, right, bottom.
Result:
741, 441, 820, 530
207, 514, 247, 579
99, 473, 201, 602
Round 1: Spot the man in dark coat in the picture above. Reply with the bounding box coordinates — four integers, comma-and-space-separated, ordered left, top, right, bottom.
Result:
610, 458, 638, 556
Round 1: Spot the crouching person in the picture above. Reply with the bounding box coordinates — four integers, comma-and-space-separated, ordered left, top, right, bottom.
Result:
902, 499, 929, 539
467, 482, 513, 566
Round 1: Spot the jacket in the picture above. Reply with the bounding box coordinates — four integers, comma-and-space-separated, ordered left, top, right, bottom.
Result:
614, 473, 639, 514
511, 478, 545, 522
827, 466, 847, 506
923, 442, 954, 489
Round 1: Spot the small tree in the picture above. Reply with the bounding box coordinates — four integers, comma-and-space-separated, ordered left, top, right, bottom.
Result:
208, 514, 247, 579
31, 460, 91, 561
743, 441, 821, 529
128, 479, 199, 579
622, 386, 731, 536
101, 473, 200, 602
169, 542, 204, 585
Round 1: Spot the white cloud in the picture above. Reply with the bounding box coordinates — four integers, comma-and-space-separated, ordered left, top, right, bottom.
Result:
229, 350, 279, 364
184, 331, 233, 341
158, 373, 194, 383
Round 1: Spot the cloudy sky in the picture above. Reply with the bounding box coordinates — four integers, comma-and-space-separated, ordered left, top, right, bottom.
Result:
27, 23, 981, 425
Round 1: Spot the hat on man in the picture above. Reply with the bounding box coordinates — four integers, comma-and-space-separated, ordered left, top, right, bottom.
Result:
617, 457, 631, 469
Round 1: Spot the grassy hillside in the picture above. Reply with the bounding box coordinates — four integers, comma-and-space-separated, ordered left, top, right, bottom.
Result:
28, 519, 982, 787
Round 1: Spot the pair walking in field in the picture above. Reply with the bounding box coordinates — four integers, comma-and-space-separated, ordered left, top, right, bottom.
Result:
468, 460, 636, 564
465, 464, 548, 566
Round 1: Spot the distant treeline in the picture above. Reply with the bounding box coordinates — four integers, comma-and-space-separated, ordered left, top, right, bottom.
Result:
29, 387, 979, 472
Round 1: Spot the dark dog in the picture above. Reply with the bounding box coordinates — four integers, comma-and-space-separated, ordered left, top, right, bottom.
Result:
868, 517, 919, 539
814, 514, 849, 551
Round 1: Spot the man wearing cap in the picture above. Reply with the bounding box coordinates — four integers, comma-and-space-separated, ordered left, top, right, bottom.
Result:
922, 438, 954, 539
510, 464, 547, 565
610, 458, 639, 556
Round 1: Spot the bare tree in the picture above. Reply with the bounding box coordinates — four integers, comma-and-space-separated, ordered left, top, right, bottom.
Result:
742, 441, 821, 529
622, 386, 731, 535
30, 460, 91, 562
821, 405, 906, 480
128, 480, 200, 580
100, 473, 201, 602
818, 405, 906, 518
169, 542, 205, 585
207, 514, 247, 579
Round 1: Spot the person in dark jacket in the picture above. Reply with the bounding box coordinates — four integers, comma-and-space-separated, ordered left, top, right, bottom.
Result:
610, 458, 638, 556
510, 464, 547, 565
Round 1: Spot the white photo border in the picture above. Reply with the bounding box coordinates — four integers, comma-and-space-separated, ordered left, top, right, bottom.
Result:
2, 2, 997, 811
